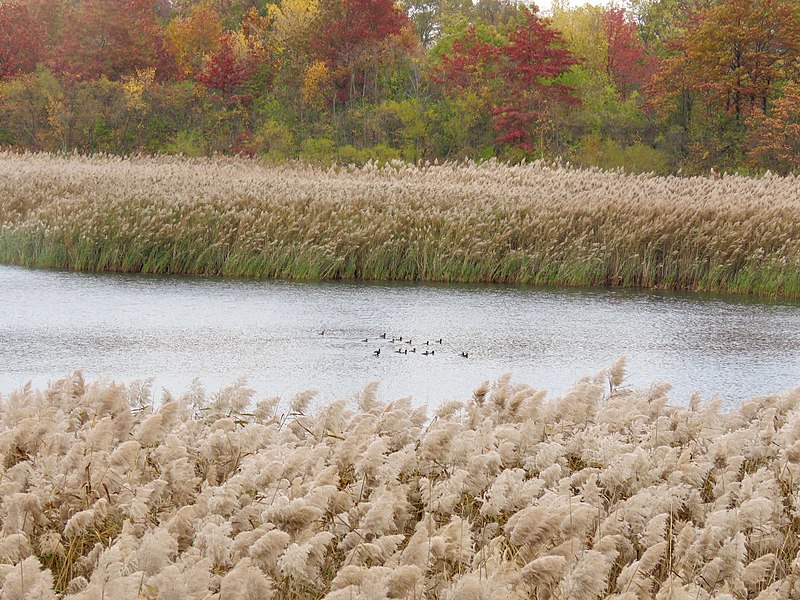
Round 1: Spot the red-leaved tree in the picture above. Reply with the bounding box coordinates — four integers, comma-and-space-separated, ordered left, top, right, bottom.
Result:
439, 8, 580, 152
313, 0, 412, 103
0, 2, 46, 80
198, 35, 254, 97
438, 28, 501, 91
55, 0, 171, 81
315, 0, 409, 64
603, 5, 657, 98
494, 10, 580, 149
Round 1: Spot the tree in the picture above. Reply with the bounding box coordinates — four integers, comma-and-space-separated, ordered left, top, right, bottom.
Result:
260, 0, 319, 111
164, 2, 224, 80
551, 2, 607, 74
0, 2, 47, 80
625, 0, 711, 53
647, 0, 800, 169
399, 0, 473, 47
313, 0, 413, 103
653, 0, 800, 121
267, 0, 319, 51
439, 8, 579, 152
0, 68, 61, 148
603, 6, 656, 98
55, 0, 170, 81
198, 34, 253, 96
494, 9, 580, 149
473, 0, 521, 29
437, 25, 500, 92
746, 82, 800, 173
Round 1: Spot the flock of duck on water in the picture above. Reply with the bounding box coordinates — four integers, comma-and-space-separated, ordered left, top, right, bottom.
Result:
318, 330, 469, 359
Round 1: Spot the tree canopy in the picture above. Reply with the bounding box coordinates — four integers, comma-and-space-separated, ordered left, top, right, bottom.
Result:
0, 0, 798, 173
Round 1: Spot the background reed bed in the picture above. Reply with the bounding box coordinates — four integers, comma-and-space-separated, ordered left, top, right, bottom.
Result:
1, 152, 799, 298
1, 367, 800, 599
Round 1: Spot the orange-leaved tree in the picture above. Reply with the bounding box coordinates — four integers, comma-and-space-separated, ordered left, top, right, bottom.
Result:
746, 82, 800, 174
652, 0, 800, 123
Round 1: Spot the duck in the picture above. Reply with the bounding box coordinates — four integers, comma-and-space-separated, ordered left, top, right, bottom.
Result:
362, 338, 369, 343
405, 339, 412, 344
422, 350, 435, 356
380, 333, 387, 339
374, 348, 381, 357
394, 347, 404, 354
460, 351, 469, 358
437, 339, 443, 344
410, 348, 416, 353
319, 329, 326, 336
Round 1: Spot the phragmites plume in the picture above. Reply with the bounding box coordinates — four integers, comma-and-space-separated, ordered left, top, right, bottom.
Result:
608, 356, 627, 392
472, 381, 490, 406
0, 557, 55, 600
4, 153, 799, 298
0, 368, 797, 598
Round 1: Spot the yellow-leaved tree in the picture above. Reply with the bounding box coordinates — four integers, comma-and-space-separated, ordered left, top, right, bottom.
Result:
164, 2, 224, 80
301, 60, 331, 108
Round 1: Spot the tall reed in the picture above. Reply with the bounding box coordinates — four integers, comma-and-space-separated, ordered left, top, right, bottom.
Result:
2, 152, 799, 298
1, 368, 799, 598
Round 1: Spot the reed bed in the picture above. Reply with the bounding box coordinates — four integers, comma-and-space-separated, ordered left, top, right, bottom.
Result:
1, 367, 800, 599
1, 152, 800, 297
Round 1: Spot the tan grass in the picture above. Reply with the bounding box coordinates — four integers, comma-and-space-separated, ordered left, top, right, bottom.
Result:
0, 369, 799, 598
1, 152, 799, 297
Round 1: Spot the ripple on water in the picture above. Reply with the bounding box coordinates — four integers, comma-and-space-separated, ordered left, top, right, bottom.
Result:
1, 265, 799, 409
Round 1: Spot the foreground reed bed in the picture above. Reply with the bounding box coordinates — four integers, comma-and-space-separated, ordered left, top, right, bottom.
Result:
1, 152, 800, 297
1, 368, 800, 598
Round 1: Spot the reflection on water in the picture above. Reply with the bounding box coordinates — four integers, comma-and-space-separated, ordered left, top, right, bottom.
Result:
1, 265, 799, 409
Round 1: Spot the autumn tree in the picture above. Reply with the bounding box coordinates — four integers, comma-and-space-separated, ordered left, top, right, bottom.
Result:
549, 4, 615, 136
653, 0, 800, 122
603, 6, 656, 98
439, 8, 579, 152
495, 9, 580, 150
0, 2, 47, 80
55, 0, 170, 80
164, 2, 224, 80
473, 0, 520, 30
625, 0, 712, 53
0, 68, 61, 148
198, 34, 254, 96
399, 0, 475, 48
313, 0, 414, 104
258, 0, 319, 112
746, 83, 800, 174
551, 2, 606, 74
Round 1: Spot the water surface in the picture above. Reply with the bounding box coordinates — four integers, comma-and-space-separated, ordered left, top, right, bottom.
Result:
2, 265, 799, 409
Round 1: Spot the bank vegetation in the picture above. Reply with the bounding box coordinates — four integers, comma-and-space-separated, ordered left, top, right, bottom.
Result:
1, 152, 799, 297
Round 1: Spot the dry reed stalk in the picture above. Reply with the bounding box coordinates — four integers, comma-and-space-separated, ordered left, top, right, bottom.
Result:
0, 152, 799, 297
0, 369, 798, 598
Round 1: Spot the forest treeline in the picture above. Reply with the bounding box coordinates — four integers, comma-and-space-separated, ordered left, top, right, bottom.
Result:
0, 0, 798, 174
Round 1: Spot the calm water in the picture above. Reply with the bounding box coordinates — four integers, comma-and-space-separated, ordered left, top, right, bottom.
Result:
1, 265, 799, 409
